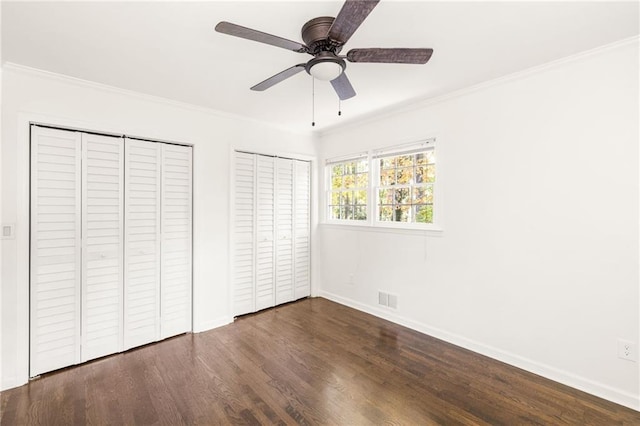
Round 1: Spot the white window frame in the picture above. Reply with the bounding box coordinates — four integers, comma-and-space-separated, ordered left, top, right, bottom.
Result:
325, 153, 369, 225
324, 138, 441, 232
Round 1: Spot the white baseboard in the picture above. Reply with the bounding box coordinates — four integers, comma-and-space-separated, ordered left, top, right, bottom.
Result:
319, 290, 640, 412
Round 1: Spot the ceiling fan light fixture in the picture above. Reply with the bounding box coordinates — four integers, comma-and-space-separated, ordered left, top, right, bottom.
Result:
309, 61, 343, 81
305, 53, 346, 81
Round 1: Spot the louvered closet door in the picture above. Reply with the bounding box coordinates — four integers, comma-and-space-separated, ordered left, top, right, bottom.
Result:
275, 158, 294, 305
294, 160, 311, 299
30, 126, 82, 376
160, 144, 193, 338
81, 134, 124, 362
124, 139, 161, 349
255, 156, 275, 311
233, 152, 256, 316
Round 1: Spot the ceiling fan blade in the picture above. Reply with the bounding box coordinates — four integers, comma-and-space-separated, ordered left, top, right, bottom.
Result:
327, 0, 380, 45
347, 48, 434, 64
215, 21, 308, 53
330, 72, 356, 100
251, 64, 307, 91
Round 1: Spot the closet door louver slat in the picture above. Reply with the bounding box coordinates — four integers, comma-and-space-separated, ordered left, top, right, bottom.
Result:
160, 144, 193, 338
30, 126, 82, 377
81, 134, 124, 361
124, 139, 161, 350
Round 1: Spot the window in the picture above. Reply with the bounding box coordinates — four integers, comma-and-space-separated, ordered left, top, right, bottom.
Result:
327, 157, 368, 221
325, 139, 437, 229
375, 145, 435, 224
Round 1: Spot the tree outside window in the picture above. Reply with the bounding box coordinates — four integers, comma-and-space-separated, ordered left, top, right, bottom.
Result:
377, 149, 435, 224
328, 158, 368, 221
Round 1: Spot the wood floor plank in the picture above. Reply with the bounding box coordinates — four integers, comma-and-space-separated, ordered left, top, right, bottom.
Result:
2, 297, 639, 425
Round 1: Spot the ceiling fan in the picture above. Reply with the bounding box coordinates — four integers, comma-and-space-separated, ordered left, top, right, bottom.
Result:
215, 0, 433, 101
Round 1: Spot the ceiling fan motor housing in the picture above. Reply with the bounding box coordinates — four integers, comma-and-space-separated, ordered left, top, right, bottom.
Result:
301, 16, 342, 54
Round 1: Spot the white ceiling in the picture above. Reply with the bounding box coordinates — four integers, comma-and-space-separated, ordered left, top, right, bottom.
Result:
2, 1, 639, 134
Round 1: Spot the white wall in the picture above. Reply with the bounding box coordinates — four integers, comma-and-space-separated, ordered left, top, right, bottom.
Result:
0, 0, 4, 390
316, 39, 639, 409
0, 65, 316, 390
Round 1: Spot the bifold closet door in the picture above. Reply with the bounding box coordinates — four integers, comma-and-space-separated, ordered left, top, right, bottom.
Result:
30, 126, 82, 377
160, 144, 193, 339
275, 158, 294, 305
232, 152, 256, 316
255, 155, 276, 311
294, 160, 311, 300
232, 153, 311, 317
124, 138, 161, 350
81, 133, 124, 362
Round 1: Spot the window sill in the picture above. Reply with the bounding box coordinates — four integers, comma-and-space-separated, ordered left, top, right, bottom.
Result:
319, 221, 444, 237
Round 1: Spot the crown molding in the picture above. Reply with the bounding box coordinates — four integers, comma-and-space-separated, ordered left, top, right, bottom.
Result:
318, 35, 640, 138
1, 62, 310, 137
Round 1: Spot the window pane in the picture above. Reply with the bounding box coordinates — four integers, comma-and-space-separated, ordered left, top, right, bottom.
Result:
415, 153, 428, 165
354, 206, 367, 220
395, 188, 410, 204
344, 174, 356, 189
356, 173, 368, 188
344, 205, 354, 220
415, 204, 433, 223
340, 191, 352, 205
327, 158, 369, 222
397, 155, 413, 167
393, 206, 410, 222
379, 205, 393, 221
415, 166, 426, 183
330, 192, 341, 205
425, 184, 434, 202
425, 165, 436, 183
413, 187, 427, 204
426, 151, 436, 164
354, 190, 367, 205
380, 169, 395, 186
396, 167, 413, 184
378, 189, 393, 205
356, 160, 368, 173
345, 161, 356, 174
380, 157, 395, 169
330, 206, 341, 220
331, 175, 343, 190
413, 186, 433, 204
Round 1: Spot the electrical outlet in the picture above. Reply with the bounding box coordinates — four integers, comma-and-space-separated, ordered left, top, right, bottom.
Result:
618, 339, 637, 362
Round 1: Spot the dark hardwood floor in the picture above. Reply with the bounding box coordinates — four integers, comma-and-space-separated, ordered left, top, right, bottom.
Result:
2, 297, 639, 425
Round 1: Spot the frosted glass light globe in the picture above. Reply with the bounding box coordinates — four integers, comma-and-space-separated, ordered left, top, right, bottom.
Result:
309, 61, 343, 81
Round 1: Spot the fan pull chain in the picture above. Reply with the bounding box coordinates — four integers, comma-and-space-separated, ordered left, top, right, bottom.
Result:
338, 99, 342, 116
311, 78, 316, 127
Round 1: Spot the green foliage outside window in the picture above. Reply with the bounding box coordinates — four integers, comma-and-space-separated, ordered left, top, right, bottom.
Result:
329, 159, 368, 221
327, 144, 436, 226
377, 150, 435, 224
